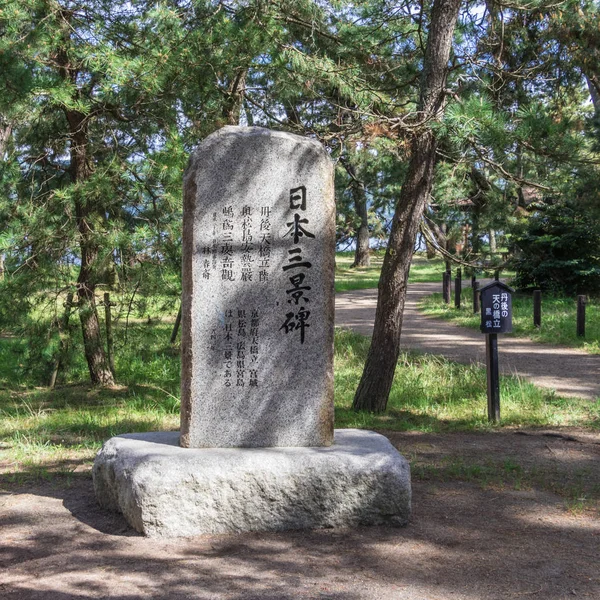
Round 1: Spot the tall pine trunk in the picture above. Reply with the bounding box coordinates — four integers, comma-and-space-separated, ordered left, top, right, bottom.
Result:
56, 12, 114, 387
68, 110, 115, 386
353, 0, 461, 412
341, 156, 370, 267
352, 178, 371, 268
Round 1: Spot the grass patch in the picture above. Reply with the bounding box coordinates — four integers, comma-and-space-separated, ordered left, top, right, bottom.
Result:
2, 322, 598, 486
0, 322, 181, 482
335, 252, 384, 292
334, 329, 600, 432
420, 288, 600, 354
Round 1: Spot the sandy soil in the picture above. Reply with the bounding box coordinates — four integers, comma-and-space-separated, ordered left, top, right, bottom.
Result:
1, 429, 599, 599
335, 283, 600, 401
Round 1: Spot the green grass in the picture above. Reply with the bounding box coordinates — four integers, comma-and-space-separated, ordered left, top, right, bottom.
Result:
2, 326, 598, 483
2, 326, 599, 513
420, 287, 600, 354
0, 322, 181, 482
335, 252, 384, 292
335, 252, 446, 292
334, 252, 512, 293
333, 329, 599, 432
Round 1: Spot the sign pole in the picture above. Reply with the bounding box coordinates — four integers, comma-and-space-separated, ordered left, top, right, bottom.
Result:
485, 333, 500, 423
479, 280, 513, 425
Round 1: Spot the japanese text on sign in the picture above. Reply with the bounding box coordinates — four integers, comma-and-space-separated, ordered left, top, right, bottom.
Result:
199, 205, 272, 283
222, 308, 260, 388
480, 283, 513, 334
280, 186, 313, 344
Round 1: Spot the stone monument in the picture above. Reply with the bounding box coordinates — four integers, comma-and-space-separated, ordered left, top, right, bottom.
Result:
180, 126, 335, 448
93, 127, 411, 537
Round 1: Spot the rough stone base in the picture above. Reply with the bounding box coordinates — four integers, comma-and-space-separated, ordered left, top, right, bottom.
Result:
92, 429, 411, 538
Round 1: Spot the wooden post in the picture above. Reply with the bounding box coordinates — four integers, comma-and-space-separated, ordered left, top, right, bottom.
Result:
454, 268, 461, 309
49, 292, 74, 389
442, 272, 447, 303
473, 281, 480, 314
533, 290, 541, 328
170, 306, 183, 345
485, 333, 500, 423
494, 269, 500, 282
443, 271, 451, 304
104, 292, 116, 378
577, 295, 586, 337
471, 273, 476, 288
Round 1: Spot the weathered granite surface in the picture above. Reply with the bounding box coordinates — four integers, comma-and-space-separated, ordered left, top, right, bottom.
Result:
181, 126, 336, 448
92, 429, 411, 538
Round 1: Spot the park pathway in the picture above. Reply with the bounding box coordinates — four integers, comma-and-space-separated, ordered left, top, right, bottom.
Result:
335, 282, 600, 401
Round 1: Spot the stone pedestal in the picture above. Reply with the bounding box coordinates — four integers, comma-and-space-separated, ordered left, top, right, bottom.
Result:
92, 429, 411, 538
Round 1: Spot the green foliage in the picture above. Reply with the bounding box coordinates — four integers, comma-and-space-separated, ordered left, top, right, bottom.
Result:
511, 200, 600, 296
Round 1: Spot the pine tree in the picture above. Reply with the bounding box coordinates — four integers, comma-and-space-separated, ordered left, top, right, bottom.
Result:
0, 1, 194, 384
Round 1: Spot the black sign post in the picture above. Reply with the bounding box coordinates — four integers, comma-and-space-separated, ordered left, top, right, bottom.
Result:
479, 281, 514, 423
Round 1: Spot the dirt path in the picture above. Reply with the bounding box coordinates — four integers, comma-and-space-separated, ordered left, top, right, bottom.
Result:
335, 283, 600, 401
2, 429, 599, 600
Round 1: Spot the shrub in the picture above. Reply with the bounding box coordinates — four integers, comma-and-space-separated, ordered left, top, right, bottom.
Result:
511, 199, 600, 296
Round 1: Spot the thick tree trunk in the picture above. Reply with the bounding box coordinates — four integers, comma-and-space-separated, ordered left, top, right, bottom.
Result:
352, 132, 437, 411
55, 18, 114, 386
352, 179, 371, 268
341, 156, 370, 267
353, 0, 461, 412
68, 110, 115, 386
76, 215, 115, 386
223, 68, 247, 125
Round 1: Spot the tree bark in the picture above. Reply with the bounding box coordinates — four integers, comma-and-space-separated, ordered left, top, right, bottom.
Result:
489, 228, 497, 253
585, 74, 600, 114
340, 156, 370, 267
353, 0, 461, 412
170, 305, 182, 345
0, 121, 12, 158
222, 68, 247, 125
67, 109, 115, 386
352, 178, 371, 268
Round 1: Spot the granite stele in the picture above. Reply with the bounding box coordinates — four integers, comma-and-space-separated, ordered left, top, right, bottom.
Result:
93, 126, 411, 537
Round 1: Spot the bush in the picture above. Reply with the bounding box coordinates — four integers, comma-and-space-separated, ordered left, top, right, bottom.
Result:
511, 199, 600, 296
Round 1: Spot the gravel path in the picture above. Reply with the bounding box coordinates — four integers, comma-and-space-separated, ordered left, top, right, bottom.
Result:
335, 282, 600, 401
